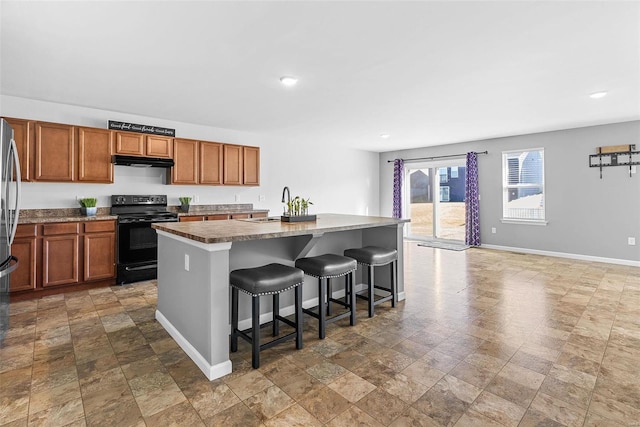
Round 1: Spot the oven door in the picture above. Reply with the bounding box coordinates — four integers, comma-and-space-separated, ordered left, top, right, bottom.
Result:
117, 220, 160, 265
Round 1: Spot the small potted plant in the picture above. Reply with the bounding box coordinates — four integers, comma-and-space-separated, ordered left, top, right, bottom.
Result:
79, 198, 98, 217
179, 197, 192, 212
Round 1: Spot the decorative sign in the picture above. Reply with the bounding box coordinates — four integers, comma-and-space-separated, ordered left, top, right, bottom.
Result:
108, 120, 175, 137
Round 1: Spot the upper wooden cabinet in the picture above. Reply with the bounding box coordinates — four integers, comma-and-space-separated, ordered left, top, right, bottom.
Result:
223, 144, 243, 185
223, 144, 259, 186
77, 127, 114, 183
171, 139, 224, 185
115, 132, 173, 158
4, 117, 34, 182
243, 146, 260, 186
171, 138, 199, 184
199, 141, 223, 185
35, 122, 75, 181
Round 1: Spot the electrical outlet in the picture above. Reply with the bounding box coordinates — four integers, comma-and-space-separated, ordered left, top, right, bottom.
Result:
235, 194, 240, 202
491, 227, 496, 234
259, 195, 265, 202
184, 254, 190, 271
193, 195, 200, 203
631, 166, 637, 174
629, 237, 636, 246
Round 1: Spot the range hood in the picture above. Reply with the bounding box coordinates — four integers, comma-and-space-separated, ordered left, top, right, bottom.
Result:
112, 155, 174, 168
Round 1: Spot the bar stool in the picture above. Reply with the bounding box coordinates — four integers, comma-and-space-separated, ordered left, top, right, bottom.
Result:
230, 263, 304, 369
344, 246, 397, 317
295, 254, 357, 339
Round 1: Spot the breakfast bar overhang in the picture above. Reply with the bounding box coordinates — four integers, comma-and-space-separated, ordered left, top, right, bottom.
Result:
152, 214, 409, 380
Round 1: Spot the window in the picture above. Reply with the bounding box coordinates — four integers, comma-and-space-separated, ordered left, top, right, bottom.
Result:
439, 168, 448, 183
450, 167, 459, 178
502, 148, 545, 222
440, 186, 450, 202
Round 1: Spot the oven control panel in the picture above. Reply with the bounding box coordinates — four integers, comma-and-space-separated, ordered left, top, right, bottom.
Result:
111, 195, 168, 206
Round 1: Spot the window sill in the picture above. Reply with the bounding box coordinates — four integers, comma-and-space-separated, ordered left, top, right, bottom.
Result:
500, 218, 548, 226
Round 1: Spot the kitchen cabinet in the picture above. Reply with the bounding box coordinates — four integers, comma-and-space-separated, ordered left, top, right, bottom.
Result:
10, 220, 116, 296
199, 141, 223, 185
243, 146, 260, 186
3, 117, 34, 182
83, 221, 115, 281
251, 212, 268, 219
171, 139, 199, 184
230, 213, 250, 219
179, 216, 205, 222
42, 223, 80, 287
115, 132, 173, 158
171, 139, 223, 185
223, 144, 243, 185
206, 214, 229, 221
77, 127, 114, 183
10, 225, 38, 292
35, 122, 75, 181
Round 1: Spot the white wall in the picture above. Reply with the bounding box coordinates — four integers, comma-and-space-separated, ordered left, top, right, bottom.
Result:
380, 121, 640, 263
0, 95, 380, 216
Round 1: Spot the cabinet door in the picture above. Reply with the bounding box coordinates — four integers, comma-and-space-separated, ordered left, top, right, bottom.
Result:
84, 232, 115, 281
199, 141, 223, 185
179, 216, 205, 222
78, 127, 114, 183
243, 146, 260, 186
251, 212, 268, 219
223, 144, 243, 185
115, 132, 145, 156
206, 214, 229, 221
10, 238, 38, 291
146, 136, 173, 158
42, 235, 79, 287
4, 117, 33, 181
35, 122, 75, 181
172, 139, 199, 184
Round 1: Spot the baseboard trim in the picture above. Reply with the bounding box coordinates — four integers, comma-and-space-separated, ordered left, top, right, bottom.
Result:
156, 310, 232, 381
481, 244, 640, 267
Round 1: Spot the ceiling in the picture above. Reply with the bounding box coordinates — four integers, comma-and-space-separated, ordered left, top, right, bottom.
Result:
1, 1, 638, 152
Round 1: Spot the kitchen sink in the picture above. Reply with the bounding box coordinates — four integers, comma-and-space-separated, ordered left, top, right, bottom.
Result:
236, 217, 282, 223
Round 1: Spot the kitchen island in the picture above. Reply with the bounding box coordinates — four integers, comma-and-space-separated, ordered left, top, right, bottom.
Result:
152, 213, 408, 380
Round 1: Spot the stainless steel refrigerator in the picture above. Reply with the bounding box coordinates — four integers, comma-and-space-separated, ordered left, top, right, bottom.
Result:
0, 118, 22, 345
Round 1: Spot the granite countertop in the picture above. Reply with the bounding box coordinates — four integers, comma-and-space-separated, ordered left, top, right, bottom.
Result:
19, 208, 117, 224
176, 209, 269, 217
153, 213, 410, 244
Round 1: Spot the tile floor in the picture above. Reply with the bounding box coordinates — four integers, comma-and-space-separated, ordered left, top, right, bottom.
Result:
1, 243, 639, 426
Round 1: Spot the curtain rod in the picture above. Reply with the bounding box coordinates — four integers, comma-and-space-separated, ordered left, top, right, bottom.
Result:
387, 150, 488, 163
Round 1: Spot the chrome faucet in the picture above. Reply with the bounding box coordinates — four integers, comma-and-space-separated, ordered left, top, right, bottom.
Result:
281, 186, 291, 214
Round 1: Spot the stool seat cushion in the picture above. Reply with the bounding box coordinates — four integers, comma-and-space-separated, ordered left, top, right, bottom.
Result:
230, 263, 304, 296
344, 246, 398, 266
295, 254, 357, 278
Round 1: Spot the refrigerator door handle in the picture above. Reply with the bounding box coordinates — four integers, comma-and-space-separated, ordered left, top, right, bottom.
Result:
8, 138, 21, 246
0, 256, 18, 279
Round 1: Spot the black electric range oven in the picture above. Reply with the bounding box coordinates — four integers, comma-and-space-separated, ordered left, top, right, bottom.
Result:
111, 195, 178, 284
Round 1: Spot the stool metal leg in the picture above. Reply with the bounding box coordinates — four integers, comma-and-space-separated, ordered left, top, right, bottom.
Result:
319, 277, 327, 339
251, 295, 260, 369
368, 265, 375, 318
231, 287, 239, 352
295, 286, 303, 349
272, 293, 280, 337
349, 271, 356, 326
326, 278, 332, 316
391, 260, 397, 308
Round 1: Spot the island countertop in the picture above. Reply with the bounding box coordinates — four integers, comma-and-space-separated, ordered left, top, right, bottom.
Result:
152, 213, 409, 244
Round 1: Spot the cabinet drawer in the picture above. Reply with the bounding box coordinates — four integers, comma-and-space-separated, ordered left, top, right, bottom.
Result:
42, 222, 79, 236
179, 216, 205, 222
251, 212, 268, 219
84, 221, 115, 233
206, 214, 229, 221
230, 213, 250, 219
15, 224, 38, 238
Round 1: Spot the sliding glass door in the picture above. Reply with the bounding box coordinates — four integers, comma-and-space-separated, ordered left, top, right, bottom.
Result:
406, 160, 466, 241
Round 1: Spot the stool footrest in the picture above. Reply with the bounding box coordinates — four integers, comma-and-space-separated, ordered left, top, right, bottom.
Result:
302, 306, 352, 324
274, 315, 296, 329
328, 297, 350, 308
234, 325, 297, 351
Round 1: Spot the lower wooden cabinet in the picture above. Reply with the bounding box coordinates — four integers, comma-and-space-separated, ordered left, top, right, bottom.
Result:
10, 220, 116, 295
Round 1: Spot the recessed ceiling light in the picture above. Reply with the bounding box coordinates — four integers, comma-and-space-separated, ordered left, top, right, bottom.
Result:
589, 91, 607, 99
379, 133, 390, 139
279, 76, 298, 86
